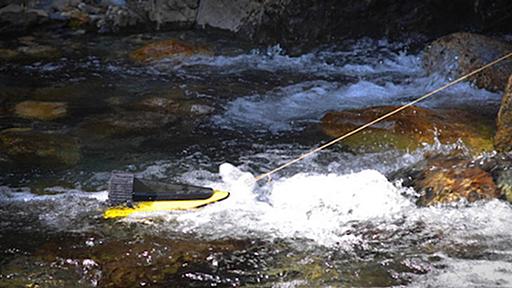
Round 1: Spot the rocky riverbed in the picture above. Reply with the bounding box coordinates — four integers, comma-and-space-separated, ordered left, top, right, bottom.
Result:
1, 7, 512, 287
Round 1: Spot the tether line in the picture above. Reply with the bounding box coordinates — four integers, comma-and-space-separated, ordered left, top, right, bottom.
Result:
254, 51, 512, 182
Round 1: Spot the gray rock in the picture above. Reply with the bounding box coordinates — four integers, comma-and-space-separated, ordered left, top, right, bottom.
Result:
197, 0, 265, 32
146, 0, 199, 29
423, 32, 512, 92
0, 3, 49, 34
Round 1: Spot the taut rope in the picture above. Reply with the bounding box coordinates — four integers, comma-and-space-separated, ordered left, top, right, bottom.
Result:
254, 51, 512, 182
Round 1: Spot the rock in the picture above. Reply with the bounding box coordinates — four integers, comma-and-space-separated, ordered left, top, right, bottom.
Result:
0, 4, 49, 35
497, 170, 512, 203
133, 97, 179, 112
78, 111, 177, 138
99, 4, 141, 32
197, 1, 512, 48
196, 0, 273, 33
144, 0, 199, 29
423, 32, 512, 92
321, 105, 494, 153
495, 75, 512, 152
190, 104, 214, 115
14, 101, 68, 121
133, 97, 215, 115
33, 235, 250, 288
0, 128, 80, 168
17, 44, 60, 59
129, 39, 211, 63
0, 48, 19, 61
412, 157, 500, 206
98, 0, 199, 32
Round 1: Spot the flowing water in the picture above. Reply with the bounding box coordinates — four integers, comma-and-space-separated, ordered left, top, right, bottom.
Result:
1, 31, 511, 287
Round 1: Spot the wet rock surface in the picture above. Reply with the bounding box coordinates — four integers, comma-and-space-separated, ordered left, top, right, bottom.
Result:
321, 105, 494, 153
496, 75, 512, 152
423, 32, 512, 92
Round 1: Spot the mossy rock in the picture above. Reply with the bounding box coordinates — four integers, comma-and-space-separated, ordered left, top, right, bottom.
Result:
321, 105, 494, 153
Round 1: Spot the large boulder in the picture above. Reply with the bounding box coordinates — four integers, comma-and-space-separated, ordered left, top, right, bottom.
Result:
321, 105, 494, 153
129, 39, 211, 63
495, 75, 512, 152
423, 32, 512, 92
0, 128, 80, 169
196, 0, 288, 36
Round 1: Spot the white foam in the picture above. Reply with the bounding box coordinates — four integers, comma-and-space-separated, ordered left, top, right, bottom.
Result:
165, 164, 414, 247
213, 74, 501, 133
411, 257, 512, 287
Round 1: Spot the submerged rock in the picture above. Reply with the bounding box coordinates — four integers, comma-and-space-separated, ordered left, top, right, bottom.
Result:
32, 235, 251, 288
495, 75, 512, 152
0, 48, 19, 60
0, 128, 80, 168
415, 159, 498, 206
14, 101, 68, 121
78, 111, 178, 138
423, 32, 512, 92
321, 105, 494, 153
391, 154, 500, 206
17, 44, 60, 59
129, 39, 211, 63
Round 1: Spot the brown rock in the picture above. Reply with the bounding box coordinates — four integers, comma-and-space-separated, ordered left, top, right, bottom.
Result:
423, 32, 512, 92
321, 105, 494, 153
495, 75, 512, 152
414, 158, 499, 206
129, 39, 211, 63
15, 101, 67, 121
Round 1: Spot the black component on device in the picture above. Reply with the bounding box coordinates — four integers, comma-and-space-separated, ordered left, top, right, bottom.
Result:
108, 172, 214, 205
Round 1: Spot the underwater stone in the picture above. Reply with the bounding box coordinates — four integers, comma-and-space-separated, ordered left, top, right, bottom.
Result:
0, 128, 80, 168
129, 39, 211, 63
14, 101, 68, 121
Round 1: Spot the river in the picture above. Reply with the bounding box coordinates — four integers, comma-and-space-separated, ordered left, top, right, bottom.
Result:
1, 31, 511, 287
